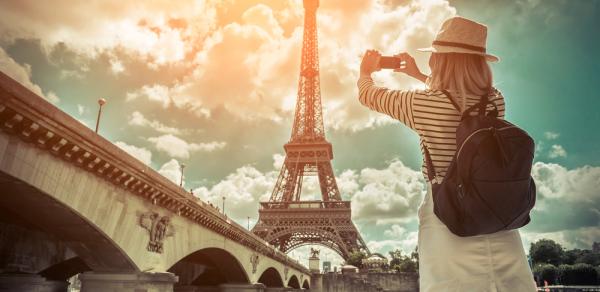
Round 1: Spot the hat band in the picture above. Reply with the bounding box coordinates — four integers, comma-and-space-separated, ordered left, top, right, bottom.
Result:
433, 40, 486, 53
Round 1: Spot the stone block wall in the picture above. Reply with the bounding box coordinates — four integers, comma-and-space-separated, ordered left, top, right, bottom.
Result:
320, 272, 418, 292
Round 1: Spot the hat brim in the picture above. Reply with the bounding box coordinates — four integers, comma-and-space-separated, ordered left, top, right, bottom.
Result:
418, 45, 499, 62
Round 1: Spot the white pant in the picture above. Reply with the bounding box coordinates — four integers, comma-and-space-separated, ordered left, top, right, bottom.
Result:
417, 183, 537, 292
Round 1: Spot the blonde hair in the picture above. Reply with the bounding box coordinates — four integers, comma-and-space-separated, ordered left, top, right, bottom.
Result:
426, 53, 493, 111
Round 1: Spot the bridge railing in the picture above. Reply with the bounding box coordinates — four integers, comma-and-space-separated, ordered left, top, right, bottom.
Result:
0, 72, 309, 274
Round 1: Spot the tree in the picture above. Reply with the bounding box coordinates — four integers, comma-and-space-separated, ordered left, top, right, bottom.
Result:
394, 257, 417, 273
558, 263, 598, 285
389, 248, 418, 274
345, 251, 366, 269
574, 250, 600, 266
411, 245, 419, 270
389, 249, 403, 267
562, 249, 584, 265
530, 239, 564, 266
532, 264, 558, 285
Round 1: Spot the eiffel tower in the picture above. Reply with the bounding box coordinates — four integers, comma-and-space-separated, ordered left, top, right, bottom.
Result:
252, 0, 369, 260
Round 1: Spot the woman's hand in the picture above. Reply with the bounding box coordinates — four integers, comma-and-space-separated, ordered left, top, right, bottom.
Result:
360, 49, 381, 77
394, 52, 428, 83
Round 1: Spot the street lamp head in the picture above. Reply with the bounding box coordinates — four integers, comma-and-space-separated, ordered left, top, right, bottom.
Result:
180, 163, 186, 169
98, 98, 107, 106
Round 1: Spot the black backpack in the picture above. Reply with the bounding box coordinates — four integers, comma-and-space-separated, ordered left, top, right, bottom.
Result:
424, 90, 536, 237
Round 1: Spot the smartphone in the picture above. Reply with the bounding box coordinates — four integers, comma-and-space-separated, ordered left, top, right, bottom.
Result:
379, 56, 403, 69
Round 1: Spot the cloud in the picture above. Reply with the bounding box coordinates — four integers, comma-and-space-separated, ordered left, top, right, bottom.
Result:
193, 164, 278, 220
126, 84, 171, 108
0, 47, 59, 103
367, 230, 418, 257
148, 134, 226, 159
548, 144, 567, 158
0, 1, 216, 65
126, 84, 211, 118
521, 226, 600, 252
109, 58, 125, 74
544, 131, 559, 140
158, 158, 183, 185
272, 153, 285, 169
383, 224, 407, 238
1, 0, 456, 131
118, 0, 455, 131
348, 159, 427, 224
114, 141, 153, 165
128, 111, 186, 135
525, 162, 600, 241
531, 162, 600, 203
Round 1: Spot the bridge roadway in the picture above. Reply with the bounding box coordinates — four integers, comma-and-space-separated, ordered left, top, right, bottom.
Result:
0, 71, 313, 291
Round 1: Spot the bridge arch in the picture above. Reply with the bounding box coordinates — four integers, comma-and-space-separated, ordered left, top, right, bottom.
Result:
302, 279, 310, 289
288, 242, 345, 260
256, 267, 283, 287
0, 171, 137, 274
269, 227, 349, 258
287, 274, 300, 289
168, 247, 249, 287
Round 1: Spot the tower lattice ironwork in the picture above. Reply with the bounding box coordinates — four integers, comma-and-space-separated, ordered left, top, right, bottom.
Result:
252, 0, 369, 260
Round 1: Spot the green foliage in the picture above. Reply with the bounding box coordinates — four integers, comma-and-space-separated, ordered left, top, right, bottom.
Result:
528, 239, 600, 284
411, 246, 419, 270
389, 249, 403, 267
393, 257, 417, 273
529, 239, 564, 266
575, 251, 600, 266
345, 251, 366, 269
388, 247, 418, 274
558, 263, 598, 285
562, 249, 584, 265
533, 264, 558, 285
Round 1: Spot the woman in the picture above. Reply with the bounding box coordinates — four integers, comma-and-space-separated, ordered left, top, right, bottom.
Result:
358, 17, 537, 291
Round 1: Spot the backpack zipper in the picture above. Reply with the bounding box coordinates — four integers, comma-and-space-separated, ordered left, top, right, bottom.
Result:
456, 125, 517, 161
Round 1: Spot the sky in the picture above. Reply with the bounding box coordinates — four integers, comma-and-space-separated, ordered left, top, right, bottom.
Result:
0, 0, 599, 270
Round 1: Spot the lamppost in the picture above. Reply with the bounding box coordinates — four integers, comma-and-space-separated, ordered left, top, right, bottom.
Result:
95, 98, 106, 133
179, 163, 186, 187
222, 196, 226, 215
247, 216, 250, 230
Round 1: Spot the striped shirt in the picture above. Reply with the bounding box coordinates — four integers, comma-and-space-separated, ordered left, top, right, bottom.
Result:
357, 76, 505, 180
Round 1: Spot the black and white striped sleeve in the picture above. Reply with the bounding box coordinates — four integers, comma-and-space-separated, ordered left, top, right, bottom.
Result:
357, 76, 415, 129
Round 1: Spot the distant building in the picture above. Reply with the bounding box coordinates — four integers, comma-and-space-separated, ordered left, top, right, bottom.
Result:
323, 261, 331, 273
593, 241, 600, 253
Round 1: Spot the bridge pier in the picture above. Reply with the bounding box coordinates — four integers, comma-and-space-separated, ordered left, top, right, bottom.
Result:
309, 273, 322, 292
79, 271, 177, 292
0, 273, 68, 292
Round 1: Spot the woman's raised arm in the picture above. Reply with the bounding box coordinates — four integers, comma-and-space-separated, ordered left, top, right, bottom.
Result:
357, 50, 417, 129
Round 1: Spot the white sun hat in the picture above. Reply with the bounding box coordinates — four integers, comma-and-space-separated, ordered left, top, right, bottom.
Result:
418, 16, 499, 62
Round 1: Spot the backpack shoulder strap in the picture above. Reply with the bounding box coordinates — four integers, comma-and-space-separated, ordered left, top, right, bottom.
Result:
441, 89, 461, 113
423, 145, 436, 182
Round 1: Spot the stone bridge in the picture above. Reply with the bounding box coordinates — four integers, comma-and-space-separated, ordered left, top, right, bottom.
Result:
0, 72, 312, 292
